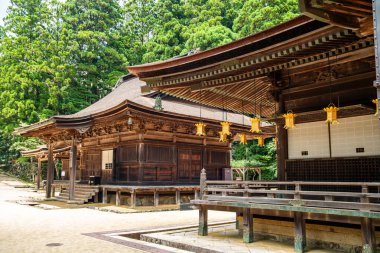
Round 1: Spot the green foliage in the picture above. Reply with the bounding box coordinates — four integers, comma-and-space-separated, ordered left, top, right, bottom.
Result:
233, 0, 300, 37
231, 139, 277, 180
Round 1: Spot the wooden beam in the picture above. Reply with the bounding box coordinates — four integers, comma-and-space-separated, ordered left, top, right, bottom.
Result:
294, 212, 307, 253
189, 37, 371, 92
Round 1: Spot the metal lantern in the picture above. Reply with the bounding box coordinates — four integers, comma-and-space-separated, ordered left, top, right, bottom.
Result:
250, 117, 261, 133
238, 133, 247, 145
283, 112, 296, 129
324, 104, 339, 124
373, 99, 379, 116
127, 116, 133, 125
220, 121, 232, 136
257, 136, 265, 147
195, 122, 206, 136
218, 131, 227, 142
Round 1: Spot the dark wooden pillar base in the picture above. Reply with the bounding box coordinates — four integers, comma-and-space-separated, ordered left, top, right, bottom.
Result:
294, 212, 306, 253
243, 208, 253, 243
198, 206, 208, 236
361, 217, 376, 253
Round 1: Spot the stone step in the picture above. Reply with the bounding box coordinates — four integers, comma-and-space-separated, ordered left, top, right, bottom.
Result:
61, 188, 98, 194
59, 192, 94, 198
55, 196, 86, 204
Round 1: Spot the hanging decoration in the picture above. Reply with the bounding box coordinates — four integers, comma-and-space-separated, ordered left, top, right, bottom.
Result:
324, 104, 339, 124
195, 88, 207, 136
219, 131, 227, 142
256, 136, 265, 147
323, 54, 339, 124
250, 117, 261, 133
373, 99, 379, 116
195, 122, 206, 136
238, 133, 247, 145
220, 121, 232, 136
283, 111, 296, 129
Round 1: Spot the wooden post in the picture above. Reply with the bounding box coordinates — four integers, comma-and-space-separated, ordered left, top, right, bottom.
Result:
200, 168, 206, 199
198, 206, 208, 236
102, 188, 108, 204
116, 190, 121, 206
276, 122, 288, 181
373, 0, 380, 125
154, 191, 159, 207
242, 208, 253, 243
46, 143, 54, 198
69, 138, 77, 201
175, 190, 180, 205
276, 94, 288, 181
194, 190, 199, 200
36, 158, 41, 190
294, 212, 306, 253
138, 142, 145, 184
361, 217, 376, 253
130, 190, 136, 207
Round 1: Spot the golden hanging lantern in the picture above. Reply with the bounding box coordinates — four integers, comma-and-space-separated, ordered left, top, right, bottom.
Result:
195, 122, 206, 136
220, 121, 232, 136
323, 104, 339, 124
257, 136, 265, 147
373, 99, 379, 116
250, 117, 261, 133
283, 111, 296, 129
218, 131, 227, 142
238, 133, 247, 145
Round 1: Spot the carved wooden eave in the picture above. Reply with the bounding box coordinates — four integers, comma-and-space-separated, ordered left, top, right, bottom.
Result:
299, 0, 373, 36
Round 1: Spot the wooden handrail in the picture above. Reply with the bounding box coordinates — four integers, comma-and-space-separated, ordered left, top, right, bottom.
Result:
198, 170, 380, 213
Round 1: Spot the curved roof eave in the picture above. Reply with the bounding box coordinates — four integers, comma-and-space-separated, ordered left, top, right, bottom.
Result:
128, 15, 313, 76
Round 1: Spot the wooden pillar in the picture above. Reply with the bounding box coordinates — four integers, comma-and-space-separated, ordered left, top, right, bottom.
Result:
276, 94, 288, 181
138, 142, 145, 183
116, 190, 121, 206
198, 206, 208, 236
294, 212, 306, 253
154, 191, 159, 207
46, 143, 54, 198
175, 190, 180, 205
373, 0, 380, 125
242, 208, 253, 243
130, 190, 136, 207
361, 217, 376, 253
36, 158, 42, 190
102, 188, 108, 204
69, 138, 77, 201
276, 123, 288, 181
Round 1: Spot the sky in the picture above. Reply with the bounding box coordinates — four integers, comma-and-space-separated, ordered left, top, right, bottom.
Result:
0, 0, 11, 25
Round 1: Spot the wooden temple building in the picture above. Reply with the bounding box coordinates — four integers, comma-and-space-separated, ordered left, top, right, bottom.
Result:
16, 75, 272, 205
127, 0, 380, 252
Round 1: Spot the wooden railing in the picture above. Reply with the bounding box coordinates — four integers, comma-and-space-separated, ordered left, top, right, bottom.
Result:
199, 169, 380, 212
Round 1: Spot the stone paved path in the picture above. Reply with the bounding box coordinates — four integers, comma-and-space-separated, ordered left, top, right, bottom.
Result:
0, 173, 234, 253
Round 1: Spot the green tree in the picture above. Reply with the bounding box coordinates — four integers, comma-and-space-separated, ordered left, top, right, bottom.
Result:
122, 0, 157, 66
232, 139, 277, 180
233, 0, 300, 37
62, 0, 128, 105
